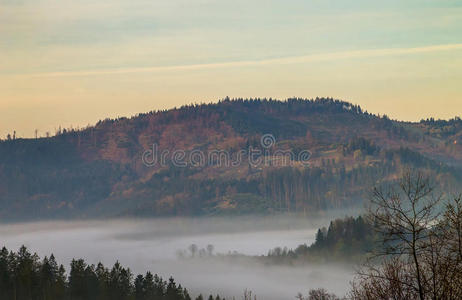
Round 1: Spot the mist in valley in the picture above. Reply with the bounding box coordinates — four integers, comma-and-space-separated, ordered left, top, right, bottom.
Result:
0, 215, 357, 299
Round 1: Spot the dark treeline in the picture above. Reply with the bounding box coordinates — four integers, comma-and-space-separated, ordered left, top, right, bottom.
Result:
131, 141, 460, 216
266, 216, 375, 263
1, 139, 460, 220
0, 97, 370, 141
131, 163, 391, 216
0, 246, 223, 300
420, 116, 462, 127
419, 116, 462, 138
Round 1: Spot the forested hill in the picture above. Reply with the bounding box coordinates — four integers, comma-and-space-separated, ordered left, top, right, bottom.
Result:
1, 98, 462, 220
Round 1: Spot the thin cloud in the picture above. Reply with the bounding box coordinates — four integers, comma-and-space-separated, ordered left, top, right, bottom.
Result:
21, 43, 462, 78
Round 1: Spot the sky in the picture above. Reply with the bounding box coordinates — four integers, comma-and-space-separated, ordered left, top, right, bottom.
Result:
1, 0, 462, 138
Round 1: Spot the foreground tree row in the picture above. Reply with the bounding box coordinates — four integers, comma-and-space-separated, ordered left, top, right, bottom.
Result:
0, 246, 223, 300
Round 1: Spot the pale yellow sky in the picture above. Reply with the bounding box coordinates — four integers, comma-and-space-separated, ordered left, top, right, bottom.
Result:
1, 0, 462, 137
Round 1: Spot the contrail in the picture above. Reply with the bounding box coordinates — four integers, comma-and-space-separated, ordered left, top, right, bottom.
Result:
20, 43, 462, 78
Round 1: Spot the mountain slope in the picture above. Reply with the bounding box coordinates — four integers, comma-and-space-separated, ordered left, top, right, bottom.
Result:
1, 98, 462, 220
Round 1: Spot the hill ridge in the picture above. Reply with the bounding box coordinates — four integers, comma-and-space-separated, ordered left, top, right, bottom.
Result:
1, 98, 462, 220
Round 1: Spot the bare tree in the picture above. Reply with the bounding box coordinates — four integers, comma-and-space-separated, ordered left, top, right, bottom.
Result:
443, 197, 462, 261
206, 244, 214, 256
369, 170, 441, 299
242, 289, 256, 300
307, 288, 340, 300
351, 170, 462, 300
188, 244, 198, 258
294, 289, 341, 300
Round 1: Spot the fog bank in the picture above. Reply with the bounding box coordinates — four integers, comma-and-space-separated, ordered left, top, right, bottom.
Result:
0, 216, 355, 299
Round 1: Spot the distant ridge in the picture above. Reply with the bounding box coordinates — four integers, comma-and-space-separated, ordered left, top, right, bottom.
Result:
1, 98, 462, 221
